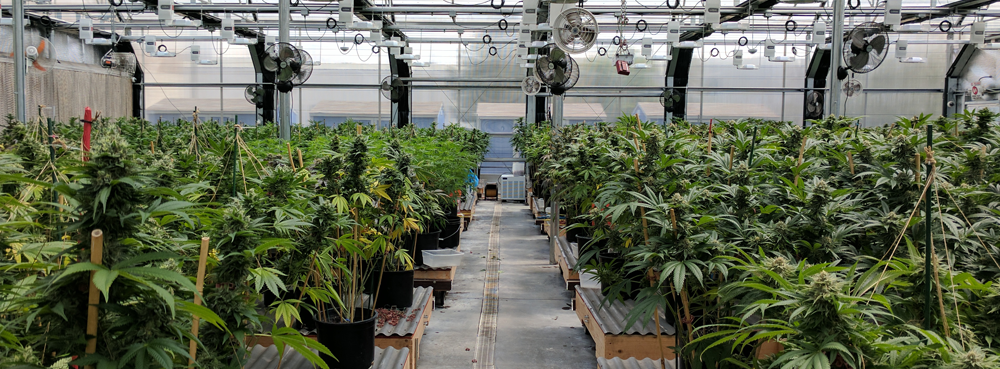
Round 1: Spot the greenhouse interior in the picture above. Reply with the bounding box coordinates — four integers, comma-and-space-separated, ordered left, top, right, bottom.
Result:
4, 0, 1000, 367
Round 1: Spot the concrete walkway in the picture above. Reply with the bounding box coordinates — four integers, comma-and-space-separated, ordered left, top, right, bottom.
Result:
417, 201, 597, 369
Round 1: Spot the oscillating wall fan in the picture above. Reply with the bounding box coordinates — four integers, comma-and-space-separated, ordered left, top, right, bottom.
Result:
843, 22, 889, 74
804, 91, 824, 119
535, 47, 580, 95
521, 76, 543, 96
263, 42, 314, 93
380, 76, 405, 102
660, 89, 683, 113
245, 85, 266, 108
10, 36, 55, 72
552, 7, 599, 54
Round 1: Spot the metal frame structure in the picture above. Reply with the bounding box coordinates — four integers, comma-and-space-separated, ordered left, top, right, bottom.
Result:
5, 0, 1000, 130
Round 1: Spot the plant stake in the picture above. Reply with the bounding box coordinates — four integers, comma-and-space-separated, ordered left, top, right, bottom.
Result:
85, 229, 104, 368
188, 237, 210, 364
923, 124, 933, 329
82, 107, 92, 161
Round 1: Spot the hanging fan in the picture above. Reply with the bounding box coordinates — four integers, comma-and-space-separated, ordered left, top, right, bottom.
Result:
380, 76, 405, 102
843, 79, 863, 97
804, 91, 824, 119
245, 85, 266, 107
10, 36, 55, 72
552, 7, 599, 54
263, 42, 313, 93
535, 47, 580, 95
521, 76, 543, 96
660, 89, 683, 113
842, 22, 889, 74
100, 50, 137, 76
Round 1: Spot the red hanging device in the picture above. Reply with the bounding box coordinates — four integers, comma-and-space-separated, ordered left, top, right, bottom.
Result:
616, 59, 630, 76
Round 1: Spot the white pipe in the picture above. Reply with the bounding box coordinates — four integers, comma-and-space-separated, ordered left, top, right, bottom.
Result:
830, 0, 846, 117
278, 0, 291, 140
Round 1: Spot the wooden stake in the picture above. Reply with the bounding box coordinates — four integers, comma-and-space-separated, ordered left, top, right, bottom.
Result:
356, 124, 362, 136
297, 148, 304, 169
150, 141, 155, 154
981, 146, 987, 180
287, 142, 296, 171
706, 120, 714, 154
85, 229, 104, 366
847, 152, 855, 175
795, 136, 807, 185
915, 152, 922, 183
728, 146, 734, 171
188, 237, 210, 364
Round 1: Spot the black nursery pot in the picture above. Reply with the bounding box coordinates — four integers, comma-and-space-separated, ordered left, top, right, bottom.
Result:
366, 269, 414, 309
598, 252, 644, 300
407, 230, 442, 265
575, 234, 608, 257
438, 218, 463, 249
315, 308, 378, 369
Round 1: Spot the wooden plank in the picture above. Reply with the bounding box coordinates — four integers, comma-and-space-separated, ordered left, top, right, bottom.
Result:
575, 289, 676, 361
413, 266, 457, 281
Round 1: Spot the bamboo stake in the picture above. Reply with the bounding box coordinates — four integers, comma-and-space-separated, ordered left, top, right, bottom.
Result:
847, 152, 856, 175
85, 230, 104, 368
915, 152, 922, 183
188, 237, 210, 364
981, 146, 987, 180
706, 120, 714, 154
297, 148, 304, 169
287, 142, 296, 171
795, 136, 807, 185
150, 141, 155, 154
356, 124, 362, 136
930, 247, 951, 337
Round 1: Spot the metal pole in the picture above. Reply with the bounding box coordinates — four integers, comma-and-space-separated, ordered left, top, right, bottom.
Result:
13, 0, 27, 122
552, 95, 564, 126
830, 0, 846, 116
378, 47, 382, 129
923, 124, 933, 329
278, 0, 291, 140
549, 196, 559, 264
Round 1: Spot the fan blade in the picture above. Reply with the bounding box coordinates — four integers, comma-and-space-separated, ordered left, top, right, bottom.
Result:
551, 47, 566, 62
279, 45, 295, 60
850, 52, 868, 71
567, 11, 583, 26
851, 31, 866, 52
578, 27, 597, 43
869, 35, 886, 55
277, 67, 294, 81
36, 40, 46, 54
32, 60, 46, 72
263, 57, 279, 72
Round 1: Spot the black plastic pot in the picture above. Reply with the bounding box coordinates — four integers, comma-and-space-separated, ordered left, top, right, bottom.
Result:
598, 252, 644, 300
406, 230, 441, 265
575, 234, 608, 257
438, 218, 463, 249
315, 308, 377, 369
366, 269, 414, 309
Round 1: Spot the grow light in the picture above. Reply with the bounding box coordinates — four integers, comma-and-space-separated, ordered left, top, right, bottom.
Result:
169, 19, 202, 27
411, 61, 431, 67
899, 57, 926, 63
769, 55, 795, 62
88, 38, 114, 46
520, 62, 536, 68
648, 54, 671, 61
632, 63, 649, 69
737, 64, 759, 70
197, 59, 218, 65
396, 54, 420, 60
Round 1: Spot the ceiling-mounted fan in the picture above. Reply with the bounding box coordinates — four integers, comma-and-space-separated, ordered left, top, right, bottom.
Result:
263, 42, 314, 93
552, 7, 599, 54
535, 47, 580, 96
100, 50, 137, 76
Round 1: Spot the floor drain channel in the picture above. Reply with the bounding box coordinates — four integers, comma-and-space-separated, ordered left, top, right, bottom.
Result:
473, 202, 502, 368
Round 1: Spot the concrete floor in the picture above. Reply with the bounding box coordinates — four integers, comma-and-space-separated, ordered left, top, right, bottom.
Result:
417, 201, 597, 369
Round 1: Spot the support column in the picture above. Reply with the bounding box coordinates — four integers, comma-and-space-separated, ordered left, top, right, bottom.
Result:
829, 0, 846, 116
278, 0, 291, 139
13, 0, 27, 122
